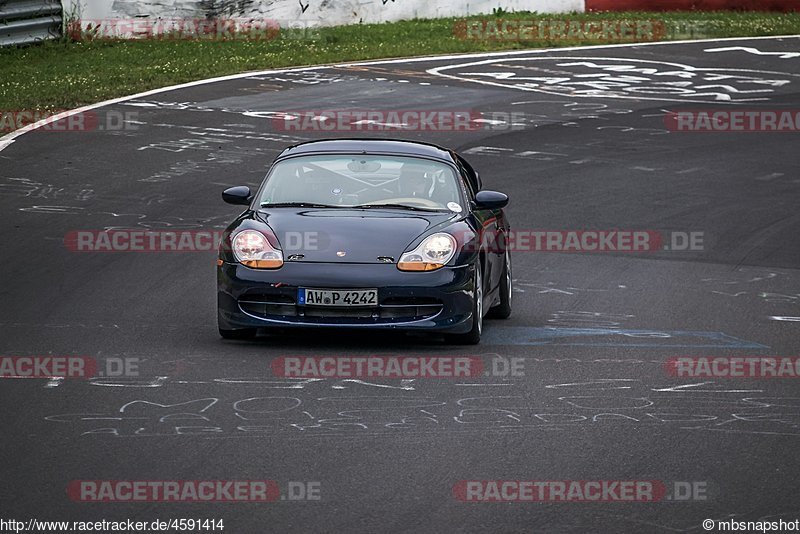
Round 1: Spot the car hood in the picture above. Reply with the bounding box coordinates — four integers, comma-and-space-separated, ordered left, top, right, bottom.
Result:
256, 208, 460, 263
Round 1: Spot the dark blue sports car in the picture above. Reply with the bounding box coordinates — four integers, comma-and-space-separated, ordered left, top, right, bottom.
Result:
217, 139, 511, 344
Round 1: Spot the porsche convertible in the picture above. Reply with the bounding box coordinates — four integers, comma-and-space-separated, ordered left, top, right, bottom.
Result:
216, 139, 511, 344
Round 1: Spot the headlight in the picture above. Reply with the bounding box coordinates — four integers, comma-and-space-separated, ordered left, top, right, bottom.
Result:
232, 230, 283, 269
398, 232, 456, 271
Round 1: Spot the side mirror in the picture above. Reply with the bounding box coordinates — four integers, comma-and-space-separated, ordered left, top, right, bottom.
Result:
222, 186, 252, 206
474, 190, 509, 210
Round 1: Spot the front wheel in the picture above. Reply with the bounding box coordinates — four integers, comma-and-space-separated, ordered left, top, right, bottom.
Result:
446, 262, 483, 345
488, 248, 512, 319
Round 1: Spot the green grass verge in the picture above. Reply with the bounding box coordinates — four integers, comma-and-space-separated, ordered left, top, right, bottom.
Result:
1, 11, 799, 117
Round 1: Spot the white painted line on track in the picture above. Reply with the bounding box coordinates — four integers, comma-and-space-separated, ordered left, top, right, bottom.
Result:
426, 55, 800, 104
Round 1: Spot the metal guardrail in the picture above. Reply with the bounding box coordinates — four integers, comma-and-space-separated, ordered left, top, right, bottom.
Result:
0, 0, 62, 46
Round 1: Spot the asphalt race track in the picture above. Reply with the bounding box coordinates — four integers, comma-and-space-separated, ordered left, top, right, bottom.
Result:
1, 36, 800, 532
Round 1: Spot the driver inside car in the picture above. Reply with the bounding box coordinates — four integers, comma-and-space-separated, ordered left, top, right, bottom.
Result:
398, 165, 433, 199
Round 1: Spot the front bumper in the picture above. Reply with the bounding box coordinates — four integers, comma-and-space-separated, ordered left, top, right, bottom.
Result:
217, 261, 475, 334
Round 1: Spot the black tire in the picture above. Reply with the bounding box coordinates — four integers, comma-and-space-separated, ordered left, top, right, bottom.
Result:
219, 327, 258, 340
488, 248, 512, 319
446, 261, 483, 345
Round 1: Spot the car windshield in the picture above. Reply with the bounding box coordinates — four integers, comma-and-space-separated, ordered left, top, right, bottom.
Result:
258, 154, 463, 211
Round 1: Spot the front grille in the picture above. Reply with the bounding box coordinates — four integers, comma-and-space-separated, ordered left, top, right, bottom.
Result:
238, 294, 443, 324
239, 293, 296, 304
238, 293, 297, 318
382, 296, 440, 306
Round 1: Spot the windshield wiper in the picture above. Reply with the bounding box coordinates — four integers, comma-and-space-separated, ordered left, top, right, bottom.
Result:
351, 203, 442, 212
260, 202, 340, 208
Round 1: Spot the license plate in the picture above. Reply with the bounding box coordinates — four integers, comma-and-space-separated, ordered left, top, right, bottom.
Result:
298, 288, 378, 307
